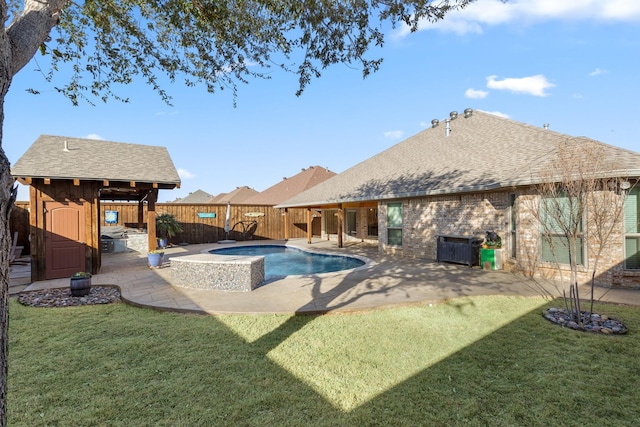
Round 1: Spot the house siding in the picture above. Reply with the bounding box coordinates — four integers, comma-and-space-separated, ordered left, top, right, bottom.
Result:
379, 192, 509, 260
373, 187, 640, 289
515, 189, 640, 289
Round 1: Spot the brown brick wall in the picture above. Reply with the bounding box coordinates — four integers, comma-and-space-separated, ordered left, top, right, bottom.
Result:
375, 188, 639, 288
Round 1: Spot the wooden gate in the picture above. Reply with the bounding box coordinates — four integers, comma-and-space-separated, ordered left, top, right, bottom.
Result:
45, 202, 86, 279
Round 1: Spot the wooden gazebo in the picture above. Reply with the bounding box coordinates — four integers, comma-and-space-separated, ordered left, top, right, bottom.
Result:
11, 135, 181, 280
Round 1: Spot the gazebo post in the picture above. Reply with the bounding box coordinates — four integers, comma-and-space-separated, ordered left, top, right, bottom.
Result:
147, 189, 158, 251
137, 198, 145, 230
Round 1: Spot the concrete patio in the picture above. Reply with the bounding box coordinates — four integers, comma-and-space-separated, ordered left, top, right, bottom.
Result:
10, 239, 640, 314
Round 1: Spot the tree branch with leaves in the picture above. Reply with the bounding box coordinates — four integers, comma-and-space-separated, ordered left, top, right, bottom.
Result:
1, 1, 478, 425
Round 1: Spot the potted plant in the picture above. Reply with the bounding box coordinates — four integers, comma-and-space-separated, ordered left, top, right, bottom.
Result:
147, 249, 165, 268
70, 272, 92, 297
156, 213, 183, 248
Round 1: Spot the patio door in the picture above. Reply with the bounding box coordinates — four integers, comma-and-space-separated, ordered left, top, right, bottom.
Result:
45, 201, 86, 279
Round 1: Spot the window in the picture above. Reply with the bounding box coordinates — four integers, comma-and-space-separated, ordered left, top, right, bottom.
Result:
625, 187, 640, 269
509, 193, 517, 259
387, 202, 403, 246
367, 208, 378, 236
540, 194, 584, 265
346, 210, 357, 236
325, 209, 338, 235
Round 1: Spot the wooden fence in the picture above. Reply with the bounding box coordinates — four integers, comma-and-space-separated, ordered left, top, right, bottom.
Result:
10, 202, 320, 253
11, 201, 30, 253
99, 203, 318, 244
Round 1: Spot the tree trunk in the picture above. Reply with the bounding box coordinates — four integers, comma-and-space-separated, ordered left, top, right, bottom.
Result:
0, 151, 13, 427
0, 6, 13, 425
1, 2, 63, 422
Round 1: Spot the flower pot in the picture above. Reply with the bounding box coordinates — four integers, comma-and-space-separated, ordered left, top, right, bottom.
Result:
148, 252, 164, 268
70, 276, 92, 297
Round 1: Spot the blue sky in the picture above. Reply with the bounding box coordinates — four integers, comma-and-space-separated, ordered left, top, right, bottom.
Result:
4, 0, 640, 202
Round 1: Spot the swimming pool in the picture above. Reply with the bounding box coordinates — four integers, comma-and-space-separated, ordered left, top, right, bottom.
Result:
209, 245, 366, 278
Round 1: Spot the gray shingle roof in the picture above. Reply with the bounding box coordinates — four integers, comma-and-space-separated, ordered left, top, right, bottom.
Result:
174, 189, 214, 203
11, 135, 181, 186
277, 110, 640, 208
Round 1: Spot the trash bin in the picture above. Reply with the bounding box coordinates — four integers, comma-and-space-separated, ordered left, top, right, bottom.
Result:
480, 248, 503, 270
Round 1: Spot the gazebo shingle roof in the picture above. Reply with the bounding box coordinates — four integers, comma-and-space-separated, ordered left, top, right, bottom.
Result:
11, 135, 181, 186
277, 110, 640, 208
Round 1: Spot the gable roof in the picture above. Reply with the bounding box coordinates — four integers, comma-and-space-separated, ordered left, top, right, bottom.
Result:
174, 189, 214, 204
243, 166, 336, 205
11, 135, 181, 187
277, 110, 640, 208
211, 186, 259, 204
209, 192, 228, 203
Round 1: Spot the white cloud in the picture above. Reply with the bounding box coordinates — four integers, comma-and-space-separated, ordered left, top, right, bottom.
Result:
384, 130, 403, 139
589, 68, 608, 76
85, 133, 104, 140
465, 88, 489, 99
481, 110, 510, 119
395, 0, 640, 37
178, 168, 195, 179
486, 74, 555, 97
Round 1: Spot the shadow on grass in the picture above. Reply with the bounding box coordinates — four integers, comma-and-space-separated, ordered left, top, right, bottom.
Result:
10, 296, 639, 426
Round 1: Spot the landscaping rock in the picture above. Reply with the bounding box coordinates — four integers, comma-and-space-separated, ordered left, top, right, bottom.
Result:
17, 286, 121, 308
542, 307, 627, 335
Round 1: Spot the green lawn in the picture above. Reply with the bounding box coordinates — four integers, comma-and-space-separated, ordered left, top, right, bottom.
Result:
8, 295, 640, 426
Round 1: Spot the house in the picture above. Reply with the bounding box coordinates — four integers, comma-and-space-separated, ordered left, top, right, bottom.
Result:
243, 166, 336, 206
242, 166, 337, 238
277, 109, 640, 288
11, 135, 181, 280
210, 186, 258, 204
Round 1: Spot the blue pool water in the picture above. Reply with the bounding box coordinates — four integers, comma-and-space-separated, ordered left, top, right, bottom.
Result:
209, 245, 365, 277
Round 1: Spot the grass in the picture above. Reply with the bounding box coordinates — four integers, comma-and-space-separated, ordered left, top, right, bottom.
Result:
8, 295, 640, 426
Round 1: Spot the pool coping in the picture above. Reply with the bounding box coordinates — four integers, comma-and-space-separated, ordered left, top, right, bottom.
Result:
202, 242, 373, 281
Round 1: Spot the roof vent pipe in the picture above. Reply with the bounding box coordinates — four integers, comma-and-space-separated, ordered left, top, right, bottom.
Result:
445, 119, 451, 137
63, 140, 70, 152
543, 123, 550, 130
450, 111, 458, 120
464, 108, 473, 118
431, 119, 439, 128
